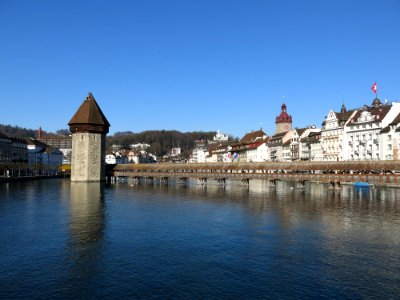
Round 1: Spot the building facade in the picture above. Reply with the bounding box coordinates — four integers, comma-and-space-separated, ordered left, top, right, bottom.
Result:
321, 104, 357, 161
345, 99, 400, 161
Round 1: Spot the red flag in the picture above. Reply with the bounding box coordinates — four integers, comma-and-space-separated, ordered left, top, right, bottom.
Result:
371, 82, 377, 94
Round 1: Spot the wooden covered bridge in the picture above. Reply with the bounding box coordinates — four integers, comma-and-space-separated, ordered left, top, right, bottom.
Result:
107, 160, 400, 188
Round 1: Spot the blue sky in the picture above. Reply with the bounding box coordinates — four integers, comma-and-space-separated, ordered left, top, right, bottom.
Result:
1, 0, 399, 138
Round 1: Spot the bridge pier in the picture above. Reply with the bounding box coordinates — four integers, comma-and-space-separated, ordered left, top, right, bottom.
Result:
269, 179, 277, 189
297, 180, 306, 189
145, 177, 154, 185
130, 176, 140, 185
198, 178, 207, 186
160, 177, 168, 186
241, 178, 250, 186
216, 178, 226, 186
178, 177, 188, 185
329, 181, 341, 190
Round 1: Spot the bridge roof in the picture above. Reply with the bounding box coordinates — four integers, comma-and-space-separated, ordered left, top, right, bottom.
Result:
112, 160, 400, 172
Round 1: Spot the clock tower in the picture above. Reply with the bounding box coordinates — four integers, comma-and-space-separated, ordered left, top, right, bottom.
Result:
275, 103, 292, 134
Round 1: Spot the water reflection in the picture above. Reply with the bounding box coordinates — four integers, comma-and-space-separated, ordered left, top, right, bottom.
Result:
67, 182, 106, 295
1, 178, 399, 298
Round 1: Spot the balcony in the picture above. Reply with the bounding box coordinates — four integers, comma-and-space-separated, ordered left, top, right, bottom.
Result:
373, 139, 378, 144
349, 141, 353, 145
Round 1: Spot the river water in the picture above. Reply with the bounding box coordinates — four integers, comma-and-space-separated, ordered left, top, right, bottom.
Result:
0, 178, 399, 299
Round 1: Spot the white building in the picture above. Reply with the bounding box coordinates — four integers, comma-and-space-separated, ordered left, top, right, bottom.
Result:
267, 131, 293, 162
308, 131, 323, 161
212, 130, 229, 142
379, 112, 400, 160
321, 104, 357, 161
105, 152, 128, 164
190, 140, 207, 163
130, 143, 150, 150
230, 129, 267, 162
171, 147, 181, 157
345, 99, 400, 161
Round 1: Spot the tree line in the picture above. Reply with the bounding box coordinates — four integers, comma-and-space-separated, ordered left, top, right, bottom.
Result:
107, 130, 218, 157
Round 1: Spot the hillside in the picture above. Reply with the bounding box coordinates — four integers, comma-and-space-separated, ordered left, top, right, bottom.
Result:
107, 130, 218, 157
0, 124, 37, 138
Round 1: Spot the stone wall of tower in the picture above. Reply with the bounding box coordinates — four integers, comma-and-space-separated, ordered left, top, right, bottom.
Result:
71, 132, 105, 182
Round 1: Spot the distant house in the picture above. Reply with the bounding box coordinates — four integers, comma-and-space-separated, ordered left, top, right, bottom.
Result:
206, 143, 231, 163
130, 143, 150, 150
38, 135, 72, 164
190, 140, 207, 163
105, 153, 117, 164
26, 138, 62, 172
127, 150, 141, 164
290, 127, 320, 161
171, 148, 181, 157
267, 131, 289, 162
106, 151, 129, 164
36, 127, 72, 164
301, 130, 322, 161
208, 130, 229, 145
231, 129, 267, 162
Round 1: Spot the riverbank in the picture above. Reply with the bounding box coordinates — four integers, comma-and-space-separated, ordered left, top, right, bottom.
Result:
0, 174, 69, 183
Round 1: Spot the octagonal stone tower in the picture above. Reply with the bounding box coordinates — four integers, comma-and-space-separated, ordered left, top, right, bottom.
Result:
68, 93, 110, 182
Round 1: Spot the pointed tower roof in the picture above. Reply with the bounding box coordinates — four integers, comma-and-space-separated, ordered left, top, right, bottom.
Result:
68, 93, 110, 134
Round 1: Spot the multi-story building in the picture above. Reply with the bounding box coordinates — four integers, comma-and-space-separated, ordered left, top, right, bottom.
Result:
190, 140, 207, 163
206, 143, 232, 162
11, 137, 28, 162
345, 98, 400, 161
230, 129, 266, 162
379, 112, 400, 160
0, 132, 12, 163
321, 104, 357, 161
0, 132, 28, 163
211, 130, 229, 142
308, 131, 323, 161
282, 139, 291, 161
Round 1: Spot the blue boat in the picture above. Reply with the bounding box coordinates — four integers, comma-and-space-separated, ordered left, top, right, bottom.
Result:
354, 181, 370, 188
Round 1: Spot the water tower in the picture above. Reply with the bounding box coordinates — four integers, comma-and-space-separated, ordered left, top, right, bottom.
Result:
68, 93, 110, 181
